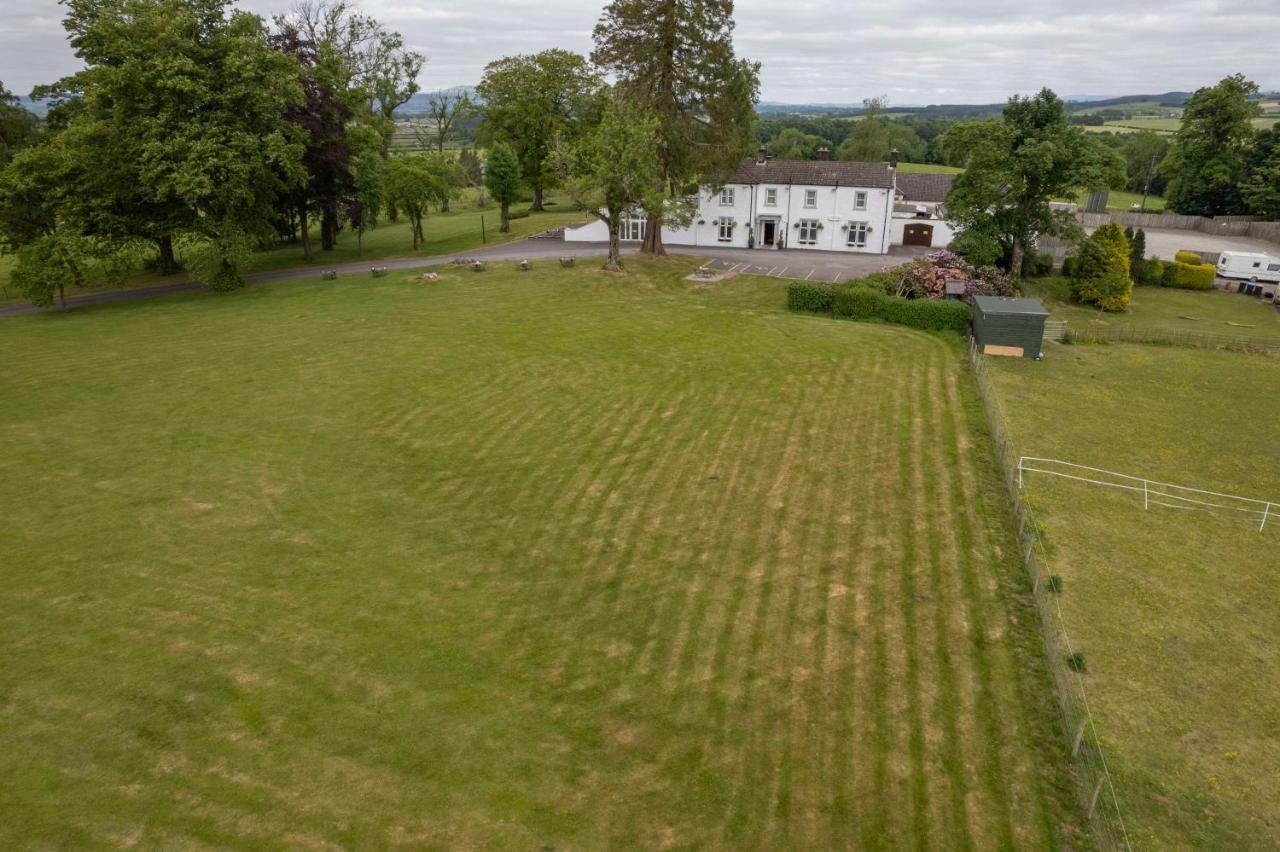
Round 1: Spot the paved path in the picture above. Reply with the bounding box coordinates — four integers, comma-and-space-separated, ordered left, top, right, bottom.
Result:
0, 239, 926, 317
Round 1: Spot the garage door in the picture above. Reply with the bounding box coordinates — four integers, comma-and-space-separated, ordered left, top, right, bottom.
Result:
903, 224, 934, 247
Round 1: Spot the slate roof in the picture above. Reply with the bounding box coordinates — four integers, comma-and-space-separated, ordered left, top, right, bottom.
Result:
728, 157, 894, 189
895, 172, 956, 203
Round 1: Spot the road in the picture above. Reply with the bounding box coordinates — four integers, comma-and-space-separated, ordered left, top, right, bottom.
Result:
1137, 227, 1279, 262
0, 239, 928, 317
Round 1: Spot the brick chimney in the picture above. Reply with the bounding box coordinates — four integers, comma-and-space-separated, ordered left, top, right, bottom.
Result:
889, 147, 899, 170
757, 144, 768, 164
815, 146, 831, 161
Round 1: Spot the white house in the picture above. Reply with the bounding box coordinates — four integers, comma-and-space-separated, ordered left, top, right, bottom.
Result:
564, 148, 958, 254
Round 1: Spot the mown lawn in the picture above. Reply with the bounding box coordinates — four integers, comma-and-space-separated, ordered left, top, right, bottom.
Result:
0, 259, 1086, 849
0, 190, 586, 305
1021, 277, 1280, 341
986, 345, 1280, 850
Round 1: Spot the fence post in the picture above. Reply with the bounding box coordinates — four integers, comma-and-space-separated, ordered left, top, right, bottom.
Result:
1088, 776, 1106, 820
1072, 718, 1088, 756
1143, 479, 1149, 511
1018, 456, 1024, 489
1262, 502, 1271, 532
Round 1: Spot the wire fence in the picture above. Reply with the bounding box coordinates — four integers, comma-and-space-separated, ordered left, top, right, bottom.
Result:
1018, 457, 1275, 531
967, 338, 1133, 851
1066, 325, 1280, 355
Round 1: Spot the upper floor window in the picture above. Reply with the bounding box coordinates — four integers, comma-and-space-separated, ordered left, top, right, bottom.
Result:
720, 187, 735, 206
804, 189, 817, 208
854, 191, 868, 211
764, 187, 778, 206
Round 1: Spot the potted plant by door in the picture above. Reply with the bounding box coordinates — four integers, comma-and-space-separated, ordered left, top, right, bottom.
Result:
747, 227, 755, 249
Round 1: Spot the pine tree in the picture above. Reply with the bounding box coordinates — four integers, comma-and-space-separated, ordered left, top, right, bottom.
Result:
1070, 224, 1133, 312
1129, 228, 1146, 279
591, 0, 759, 255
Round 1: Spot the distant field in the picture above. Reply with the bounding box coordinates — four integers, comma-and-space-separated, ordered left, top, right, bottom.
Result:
1092, 115, 1278, 136
1070, 188, 1166, 213
896, 162, 964, 175
1020, 277, 1280, 341
0, 260, 1087, 848
1072, 101, 1181, 118
986, 344, 1280, 850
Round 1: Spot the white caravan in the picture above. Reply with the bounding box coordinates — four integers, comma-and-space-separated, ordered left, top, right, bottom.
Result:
1216, 251, 1280, 284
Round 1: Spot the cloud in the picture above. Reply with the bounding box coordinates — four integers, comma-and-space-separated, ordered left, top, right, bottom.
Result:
1, 0, 1276, 104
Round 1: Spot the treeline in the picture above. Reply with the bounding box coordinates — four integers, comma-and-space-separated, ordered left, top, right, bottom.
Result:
755, 104, 958, 165
0, 0, 761, 303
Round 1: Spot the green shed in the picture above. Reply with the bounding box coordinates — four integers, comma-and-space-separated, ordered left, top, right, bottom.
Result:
972, 296, 1049, 359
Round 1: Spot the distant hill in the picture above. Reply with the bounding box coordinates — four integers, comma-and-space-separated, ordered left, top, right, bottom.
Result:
754, 91, 1196, 121
394, 86, 477, 117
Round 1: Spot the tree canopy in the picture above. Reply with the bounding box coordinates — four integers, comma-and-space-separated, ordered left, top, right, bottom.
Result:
476, 50, 600, 211
1161, 75, 1260, 216
941, 88, 1124, 275
592, 0, 758, 254
483, 142, 523, 233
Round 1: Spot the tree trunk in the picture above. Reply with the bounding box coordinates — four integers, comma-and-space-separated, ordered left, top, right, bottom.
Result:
605, 221, 622, 271
531, 186, 545, 212
500, 202, 510, 233
1009, 238, 1025, 280
321, 203, 338, 251
156, 234, 179, 275
641, 212, 665, 255
388, 202, 399, 222
299, 203, 314, 261
441, 198, 450, 213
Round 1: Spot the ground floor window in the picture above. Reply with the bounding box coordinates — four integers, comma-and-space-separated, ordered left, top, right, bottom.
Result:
717, 217, 735, 242
846, 221, 868, 248
621, 217, 646, 241
798, 219, 819, 245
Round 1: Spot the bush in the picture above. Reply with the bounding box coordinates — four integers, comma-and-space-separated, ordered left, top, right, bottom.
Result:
1135, 257, 1164, 286
791, 281, 971, 333
1061, 255, 1078, 278
878, 296, 971, 332
508, 208, 531, 221
1175, 249, 1204, 266
1020, 251, 1054, 278
1070, 227, 1132, 311
787, 281, 838, 313
1162, 261, 1215, 290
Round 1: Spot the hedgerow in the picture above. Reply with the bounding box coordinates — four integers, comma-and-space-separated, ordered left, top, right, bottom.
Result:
793, 282, 971, 333
1162, 261, 1215, 290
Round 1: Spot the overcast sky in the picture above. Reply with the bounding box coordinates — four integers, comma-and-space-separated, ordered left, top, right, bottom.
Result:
2, 0, 1277, 104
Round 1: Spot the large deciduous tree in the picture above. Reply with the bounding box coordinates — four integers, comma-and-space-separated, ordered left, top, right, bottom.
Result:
385, 153, 453, 250
483, 142, 522, 233
476, 51, 600, 212
1161, 74, 1259, 216
591, 0, 759, 255
35, 0, 305, 290
1240, 126, 1280, 221
941, 88, 1125, 276
558, 93, 662, 271
0, 82, 39, 168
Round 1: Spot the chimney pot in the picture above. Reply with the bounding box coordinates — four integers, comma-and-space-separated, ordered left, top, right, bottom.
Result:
889, 148, 899, 169
757, 144, 768, 164
816, 146, 831, 161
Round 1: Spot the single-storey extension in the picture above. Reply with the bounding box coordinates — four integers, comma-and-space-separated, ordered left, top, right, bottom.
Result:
565, 148, 958, 255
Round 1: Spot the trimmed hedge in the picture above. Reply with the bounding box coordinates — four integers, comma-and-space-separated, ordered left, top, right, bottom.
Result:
796, 282, 970, 333
1162, 260, 1215, 290
787, 281, 837, 313
1175, 249, 1204, 266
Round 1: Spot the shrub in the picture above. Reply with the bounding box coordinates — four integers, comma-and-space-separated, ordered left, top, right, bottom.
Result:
1020, 251, 1054, 278
878, 297, 971, 332
1130, 228, 1146, 272
1162, 261, 1215, 290
1061, 255, 1079, 278
507, 208, 531, 221
1175, 249, 1203, 266
1135, 257, 1164, 286
1071, 227, 1132, 311
786, 281, 838, 313
832, 284, 886, 320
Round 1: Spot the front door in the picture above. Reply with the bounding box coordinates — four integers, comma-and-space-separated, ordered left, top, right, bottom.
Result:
903, 224, 934, 247
761, 220, 776, 247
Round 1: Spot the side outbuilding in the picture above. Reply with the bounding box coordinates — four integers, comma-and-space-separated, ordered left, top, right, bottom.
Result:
972, 296, 1049, 359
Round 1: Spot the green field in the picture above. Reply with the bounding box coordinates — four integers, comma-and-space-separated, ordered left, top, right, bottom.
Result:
986, 344, 1280, 849
0, 191, 586, 305
0, 260, 1088, 848
1090, 115, 1278, 136
1020, 277, 1280, 341
897, 162, 964, 175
